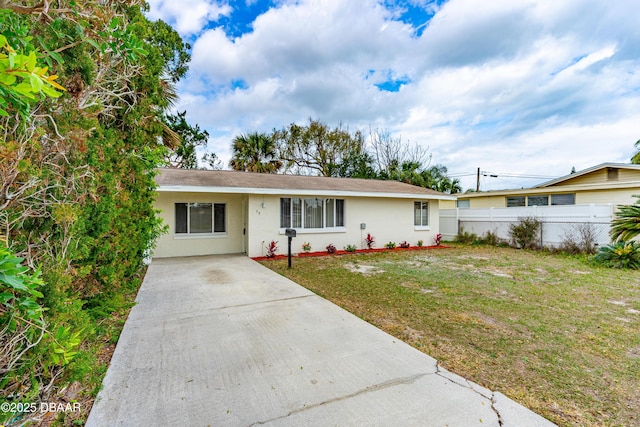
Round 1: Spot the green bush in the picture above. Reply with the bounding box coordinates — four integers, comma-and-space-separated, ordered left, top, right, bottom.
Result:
455, 228, 478, 244
384, 241, 397, 249
509, 216, 541, 249
344, 244, 357, 252
592, 241, 640, 269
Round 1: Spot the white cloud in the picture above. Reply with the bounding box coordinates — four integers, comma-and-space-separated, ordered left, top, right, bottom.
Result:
146, 0, 231, 36
155, 0, 640, 190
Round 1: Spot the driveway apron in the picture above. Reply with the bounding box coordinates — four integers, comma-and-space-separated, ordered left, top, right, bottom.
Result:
87, 255, 555, 427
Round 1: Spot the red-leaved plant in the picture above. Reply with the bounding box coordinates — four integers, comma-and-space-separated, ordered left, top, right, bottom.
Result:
399, 241, 410, 248
434, 233, 443, 246
365, 233, 375, 249
326, 243, 337, 253
266, 240, 278, 257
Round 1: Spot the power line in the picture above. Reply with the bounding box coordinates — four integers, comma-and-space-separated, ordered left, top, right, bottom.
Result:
481, 172, 557, 180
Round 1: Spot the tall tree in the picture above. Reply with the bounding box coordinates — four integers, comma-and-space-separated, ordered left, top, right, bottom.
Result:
421, 165, 462, 194
273, 118, 366, 176
230, 132, 282, 173
369, 127, 431, 178
163, 111, 211, 169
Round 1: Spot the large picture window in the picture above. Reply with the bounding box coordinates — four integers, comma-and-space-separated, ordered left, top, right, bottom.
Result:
175, 203, 226, 234
414, 201, 429, 227
280, 198, 344, 229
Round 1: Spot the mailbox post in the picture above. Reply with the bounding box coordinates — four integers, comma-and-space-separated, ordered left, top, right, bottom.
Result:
285, 228, 296, 268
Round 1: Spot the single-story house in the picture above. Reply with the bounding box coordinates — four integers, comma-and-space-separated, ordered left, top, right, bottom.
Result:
153, 169, 456, 258
444, 163, 640, 210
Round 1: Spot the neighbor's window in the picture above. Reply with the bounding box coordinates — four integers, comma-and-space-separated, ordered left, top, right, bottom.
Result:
280, 198, 344, 229
175, 203, 226, 234
414, 201, 429, 227
551, 193, 575, 205
506, 196, 526, 207
527, 195, 549, 206
457, 199, 470, 209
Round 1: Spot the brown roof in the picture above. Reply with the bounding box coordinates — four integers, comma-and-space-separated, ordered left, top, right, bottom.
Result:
155, 168, 449, 198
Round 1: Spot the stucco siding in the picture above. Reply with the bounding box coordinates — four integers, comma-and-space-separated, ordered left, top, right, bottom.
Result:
246, 195, 440, 257
153, 192, 244, 258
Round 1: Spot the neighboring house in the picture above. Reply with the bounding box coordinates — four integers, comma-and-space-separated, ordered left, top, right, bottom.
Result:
153, 169, 455, 258
439, 163, 640, 245
450, 163, 640, 210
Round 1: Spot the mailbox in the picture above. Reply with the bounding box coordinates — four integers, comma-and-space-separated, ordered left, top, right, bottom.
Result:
285, 228, 297, 238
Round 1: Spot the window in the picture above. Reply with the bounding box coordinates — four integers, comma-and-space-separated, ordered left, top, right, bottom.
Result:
527, 195, 549, 206
607, 168, 619, 181
551, 193, 575, 205
175, 203, 226, 234
414, 201, 429, 226
457, 199, 470, 209
506, 196, 525, 207
280, 198, 344, 229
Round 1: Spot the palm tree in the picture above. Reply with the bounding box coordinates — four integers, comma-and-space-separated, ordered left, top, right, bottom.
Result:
632, 139, 640, 164
610, 196, 640, 242
229, 132, 282, 173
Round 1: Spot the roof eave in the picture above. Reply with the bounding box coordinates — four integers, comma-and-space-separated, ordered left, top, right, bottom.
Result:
459, 180, 640, 198
156, 185, 456, 200
535, 162, 640, 188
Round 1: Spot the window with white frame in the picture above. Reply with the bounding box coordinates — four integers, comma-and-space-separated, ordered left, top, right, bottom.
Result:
175, 203, 226, 234
414, 201, 429, 227
280, 198, 344, 229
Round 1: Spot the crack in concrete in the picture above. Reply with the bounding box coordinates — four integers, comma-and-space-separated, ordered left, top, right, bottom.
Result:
491, 393, 505, 427
248, 372, 431, 426
434, 361, 503, 426
134, 294, 316, 323
216, 294, 315, 311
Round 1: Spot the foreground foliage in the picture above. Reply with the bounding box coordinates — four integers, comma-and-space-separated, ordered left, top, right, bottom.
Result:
1, 2, 187, 424
264, 245, 640, 426
610, 195, 640, 242
593, 241, 640, 269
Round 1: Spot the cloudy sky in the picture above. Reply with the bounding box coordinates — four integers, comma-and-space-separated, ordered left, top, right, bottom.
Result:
146, 0, 640, 191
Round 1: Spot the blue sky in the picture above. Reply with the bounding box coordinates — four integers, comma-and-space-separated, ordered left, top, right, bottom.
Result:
147, 0, 640, 191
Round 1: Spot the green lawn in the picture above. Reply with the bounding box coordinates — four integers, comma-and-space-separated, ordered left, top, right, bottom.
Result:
261, 244, 640, 427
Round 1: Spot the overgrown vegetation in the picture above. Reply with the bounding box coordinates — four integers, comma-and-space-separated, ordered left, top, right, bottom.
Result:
1, 3, 190, 424
558, 223, 598, 255
509, 216, 541, 249
263, 245, 640, 426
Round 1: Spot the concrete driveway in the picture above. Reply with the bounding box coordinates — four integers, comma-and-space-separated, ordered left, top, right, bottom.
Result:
87, 255, 555, 426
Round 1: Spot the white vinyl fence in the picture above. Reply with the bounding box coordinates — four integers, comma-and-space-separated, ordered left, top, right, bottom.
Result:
439, 204, 614, 248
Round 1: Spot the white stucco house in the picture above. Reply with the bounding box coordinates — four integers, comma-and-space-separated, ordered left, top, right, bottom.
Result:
153, 168, 455, 258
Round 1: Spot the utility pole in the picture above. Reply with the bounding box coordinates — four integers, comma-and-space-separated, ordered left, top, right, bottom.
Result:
476, 167, 480, 192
